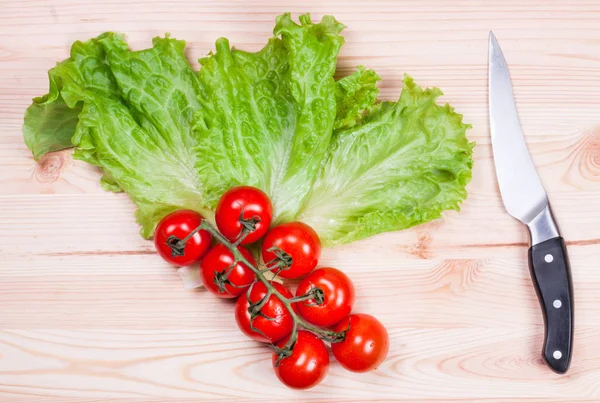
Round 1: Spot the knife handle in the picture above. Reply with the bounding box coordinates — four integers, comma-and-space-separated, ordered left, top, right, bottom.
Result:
528, 236, 573, 374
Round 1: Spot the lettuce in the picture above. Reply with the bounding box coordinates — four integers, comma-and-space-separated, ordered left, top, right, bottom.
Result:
23, 88, 81, 161
24, 34, 211, 236
299, 76, 474, 245
194, 14, 344, 221
334, 66, 381, 130
22, 13, 474, 246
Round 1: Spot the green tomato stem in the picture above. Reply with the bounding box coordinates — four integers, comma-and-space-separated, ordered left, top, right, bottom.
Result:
197, 220, 346, 345
288, 294, 313, 303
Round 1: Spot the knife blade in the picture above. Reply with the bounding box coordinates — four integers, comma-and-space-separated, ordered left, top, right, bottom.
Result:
488, 32, 574, 374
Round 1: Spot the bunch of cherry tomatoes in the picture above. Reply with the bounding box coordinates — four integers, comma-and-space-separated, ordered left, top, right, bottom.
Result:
153, 186, 389, 389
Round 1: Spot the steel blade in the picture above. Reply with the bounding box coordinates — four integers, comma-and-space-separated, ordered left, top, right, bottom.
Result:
488, 32, 548, 225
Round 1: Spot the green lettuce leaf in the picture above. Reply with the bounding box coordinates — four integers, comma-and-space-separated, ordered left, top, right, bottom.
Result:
195, 13, 345, 221
73, 34, 211, 236
22, 37, 119, 160
298, 75, 474, 246
334, 66, 380, 130
25, 33, 210, 237
22, 88, 81, 161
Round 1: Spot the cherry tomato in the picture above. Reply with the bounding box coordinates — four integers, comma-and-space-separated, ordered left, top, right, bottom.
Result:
331, 314, 389, 372
296, 267, 355, 327
261, 222, 321, 279
235, 281, 295, 343
154, 210, 212, 267
216, 186, 273, 244
272, 330, 329, 389
200, 244, 256, 298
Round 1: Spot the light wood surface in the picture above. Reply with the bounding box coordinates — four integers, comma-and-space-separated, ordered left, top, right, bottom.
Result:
2, 0, 600, 401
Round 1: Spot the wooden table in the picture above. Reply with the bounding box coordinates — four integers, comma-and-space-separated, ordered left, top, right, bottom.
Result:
2, 1, 600, 401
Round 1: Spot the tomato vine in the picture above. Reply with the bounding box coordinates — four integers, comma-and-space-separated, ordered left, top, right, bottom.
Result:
195, 219, 347, 356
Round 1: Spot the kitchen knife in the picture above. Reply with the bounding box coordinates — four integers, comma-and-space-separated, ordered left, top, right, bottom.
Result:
488, 32, 574, 374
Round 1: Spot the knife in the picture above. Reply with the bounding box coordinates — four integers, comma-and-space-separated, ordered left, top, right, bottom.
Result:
488, 32, 574, 374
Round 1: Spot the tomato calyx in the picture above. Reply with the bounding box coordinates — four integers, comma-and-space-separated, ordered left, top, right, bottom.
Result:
264, 246, 293, 274
330, 321, 350, 343
318, 327, 347, 343
245, 283, 279, 339
213, 263, 249, 295
225, 206, 263, 246
290, 287, 325, 306
166, 235, 186, 257
272, 341, 295, 367
236, 208, 261, 239
165, 222, 204, 258
246, 283, 270, 315
271, 326, 300, 368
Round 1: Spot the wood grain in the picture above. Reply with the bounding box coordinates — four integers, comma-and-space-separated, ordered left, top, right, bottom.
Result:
2, 0, 600, 401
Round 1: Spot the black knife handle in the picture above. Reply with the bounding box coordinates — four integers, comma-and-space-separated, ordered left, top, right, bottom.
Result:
528, 236, 573, 374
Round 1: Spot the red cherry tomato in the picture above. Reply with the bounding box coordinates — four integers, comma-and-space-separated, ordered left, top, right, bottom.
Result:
235, 281, 295, 343
272, 331, 329, 389
153, 210, 212, 267
200, 244, 256, 298
261, 222, 321, 279
331, 314, 389, 372
296, 267, 355, 327
215, 186, 273, 244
